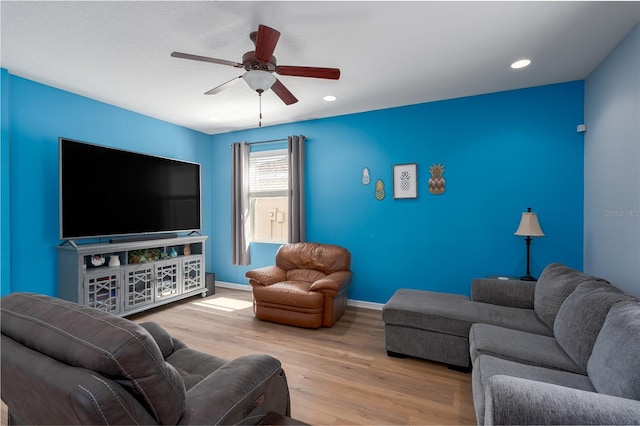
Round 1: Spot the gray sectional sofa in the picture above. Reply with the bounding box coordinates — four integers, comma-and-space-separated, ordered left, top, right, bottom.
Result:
382, 263, 640, 425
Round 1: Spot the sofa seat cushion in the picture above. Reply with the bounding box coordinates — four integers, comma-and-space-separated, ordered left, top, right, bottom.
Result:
554, 281, 634, 371
588, 300, 640, 400
534, 263, 597, 330
383, 289, 552, 339
472, 354, 595, 424
252, 281, 324, 309
469, 323, 584, 374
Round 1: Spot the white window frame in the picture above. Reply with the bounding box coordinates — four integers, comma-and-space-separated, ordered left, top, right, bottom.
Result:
248, 149, 289, 243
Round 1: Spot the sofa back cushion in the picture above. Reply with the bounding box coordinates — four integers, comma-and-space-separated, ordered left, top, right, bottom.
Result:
588, 301, 640, 400
535, 263, 595, 329
0, 293, 186, 424
276, 242, 351, 274
554, 281, 633, 371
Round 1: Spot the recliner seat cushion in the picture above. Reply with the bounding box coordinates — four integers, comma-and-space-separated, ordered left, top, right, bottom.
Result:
140, 321, 228, 390
0, 293, 186, 425
588, 301, 640, 400
286, 268, 327, 283
252, 281, 324, 309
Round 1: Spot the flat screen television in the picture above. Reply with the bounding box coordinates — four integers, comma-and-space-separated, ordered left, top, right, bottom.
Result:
59, 138, 201, 240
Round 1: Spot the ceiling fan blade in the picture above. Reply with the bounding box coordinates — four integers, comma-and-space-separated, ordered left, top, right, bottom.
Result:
275, 66, 340, 80
271, 79, 298, 105
254, 25, 281, 63
171, 52, 243, 68
205, 76, 244, 95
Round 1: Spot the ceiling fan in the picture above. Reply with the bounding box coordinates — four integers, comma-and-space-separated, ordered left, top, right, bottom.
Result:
171, 24, 341, 106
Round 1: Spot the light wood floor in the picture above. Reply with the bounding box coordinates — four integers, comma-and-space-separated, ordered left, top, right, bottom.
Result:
2, 287, 476, 425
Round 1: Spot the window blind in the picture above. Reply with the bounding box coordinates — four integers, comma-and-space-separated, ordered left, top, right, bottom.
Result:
249, 150, 288, 196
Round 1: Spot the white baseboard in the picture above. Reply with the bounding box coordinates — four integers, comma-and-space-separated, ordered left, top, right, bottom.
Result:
215, 281, 383, 311
216, 281, 252, 292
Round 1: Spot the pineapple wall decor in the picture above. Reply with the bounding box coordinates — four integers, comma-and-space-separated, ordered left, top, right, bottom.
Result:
393, 163, 417, 199
374, 179, 386, 200
428, 163, 446, 195
362, 167, 371, 185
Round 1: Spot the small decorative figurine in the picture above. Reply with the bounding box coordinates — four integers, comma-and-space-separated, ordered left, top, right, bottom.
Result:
91, 255, 105, 267
183, 244, 191, 256
374, 179, 386, 200
362, 167, 371, 185
428, 163, 446, 195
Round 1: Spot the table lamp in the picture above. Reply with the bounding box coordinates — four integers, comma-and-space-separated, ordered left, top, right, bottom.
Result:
514, 207, 545, 281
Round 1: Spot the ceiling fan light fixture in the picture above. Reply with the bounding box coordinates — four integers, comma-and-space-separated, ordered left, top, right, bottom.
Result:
243, 70, 276, 93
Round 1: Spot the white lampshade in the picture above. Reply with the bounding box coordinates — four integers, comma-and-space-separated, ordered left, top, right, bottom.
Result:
514, 210, 545, 237
243, 70, 276, 93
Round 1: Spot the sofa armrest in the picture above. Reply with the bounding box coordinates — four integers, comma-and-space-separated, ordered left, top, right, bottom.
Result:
309, 270, 353, 297
471, 278, 535, 309
246, 266, 287, 287
484, 375, 640, 425
178, 354, 290, 425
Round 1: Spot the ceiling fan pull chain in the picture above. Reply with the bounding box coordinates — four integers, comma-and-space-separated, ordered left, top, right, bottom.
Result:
258, 91, 263, 127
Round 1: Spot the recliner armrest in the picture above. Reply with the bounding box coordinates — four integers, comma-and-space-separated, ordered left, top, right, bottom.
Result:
484, 375, 640, 425
246, 266, 287, 286
471, 278, 535, 309
178, 354, 290, 425
309, 270, 352, 296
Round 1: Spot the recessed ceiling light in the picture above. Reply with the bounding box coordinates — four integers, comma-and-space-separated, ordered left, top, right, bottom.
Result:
323, 95, 337, 102
511, 59, 531, 69
208, 116, 220, 122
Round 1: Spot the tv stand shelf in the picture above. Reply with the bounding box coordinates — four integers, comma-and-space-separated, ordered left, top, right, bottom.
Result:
56, 235, 208, 316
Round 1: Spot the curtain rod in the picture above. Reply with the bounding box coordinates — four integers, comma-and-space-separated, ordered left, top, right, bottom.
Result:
229, 135, 310, 146
247, 138, 287, 145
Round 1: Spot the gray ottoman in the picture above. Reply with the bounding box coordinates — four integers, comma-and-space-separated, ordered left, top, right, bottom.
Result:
382, 289, 473, 369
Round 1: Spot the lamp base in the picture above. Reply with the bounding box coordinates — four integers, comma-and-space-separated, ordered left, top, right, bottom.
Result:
520, 274, 537, 281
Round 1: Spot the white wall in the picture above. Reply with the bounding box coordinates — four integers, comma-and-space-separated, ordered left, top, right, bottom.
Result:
584, 23, 640, 296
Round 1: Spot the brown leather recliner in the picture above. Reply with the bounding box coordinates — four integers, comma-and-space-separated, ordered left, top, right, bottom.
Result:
1, 292, 290, 425
246, 242, 352, 328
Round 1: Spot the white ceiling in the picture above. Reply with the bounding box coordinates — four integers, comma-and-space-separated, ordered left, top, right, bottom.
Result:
2, 1, 639, 135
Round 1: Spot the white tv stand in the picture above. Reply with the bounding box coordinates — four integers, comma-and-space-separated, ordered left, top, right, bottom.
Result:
56, 235, 208, 316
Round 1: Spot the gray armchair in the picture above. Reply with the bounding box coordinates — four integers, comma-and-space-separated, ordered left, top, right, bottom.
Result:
0, 292, 290, 425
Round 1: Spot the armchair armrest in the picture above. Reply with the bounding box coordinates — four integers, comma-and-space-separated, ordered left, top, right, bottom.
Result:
471, 278, 535, 309
309, 270, 352, 297
179, 354, 290, 425
484, 375, 640, 425
246, 266, 287, 287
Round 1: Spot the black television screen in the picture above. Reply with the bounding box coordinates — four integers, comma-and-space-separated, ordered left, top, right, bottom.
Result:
59, 138, 201, 240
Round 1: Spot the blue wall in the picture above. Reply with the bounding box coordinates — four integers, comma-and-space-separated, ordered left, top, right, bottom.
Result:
211, 82, 585, 303
5, 73, 212, 296
2, 70, 585, 303
584, 23, 640, 297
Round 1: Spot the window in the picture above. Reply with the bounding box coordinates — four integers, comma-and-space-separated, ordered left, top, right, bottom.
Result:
249, 149, 288, 243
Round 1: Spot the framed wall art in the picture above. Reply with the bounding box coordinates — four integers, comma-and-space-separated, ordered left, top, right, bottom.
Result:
393, 163, 417, 199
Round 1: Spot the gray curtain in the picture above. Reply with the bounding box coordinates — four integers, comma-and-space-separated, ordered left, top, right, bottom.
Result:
288, 135, 306, 243
231, 142, 251, 265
